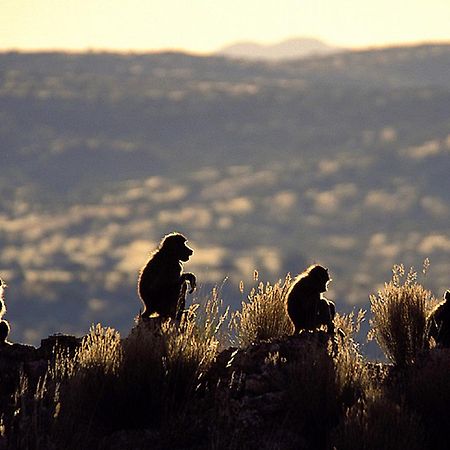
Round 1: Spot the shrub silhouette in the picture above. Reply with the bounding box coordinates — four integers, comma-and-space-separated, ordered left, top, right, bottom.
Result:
138, 232, 197, 320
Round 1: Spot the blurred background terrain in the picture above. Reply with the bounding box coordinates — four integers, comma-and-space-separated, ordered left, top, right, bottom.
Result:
1, 44, 449, 351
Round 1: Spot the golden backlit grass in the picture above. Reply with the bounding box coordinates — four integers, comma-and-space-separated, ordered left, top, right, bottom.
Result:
333, 310, 373, 405
233, 273, 293, 347
7, 289, 228, 449
369, 263, 435, 367
4, 263, 449, 449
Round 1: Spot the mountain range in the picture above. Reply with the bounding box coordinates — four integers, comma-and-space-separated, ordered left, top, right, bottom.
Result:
217, 37, 343, 60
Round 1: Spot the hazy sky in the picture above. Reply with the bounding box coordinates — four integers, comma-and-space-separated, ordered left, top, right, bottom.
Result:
1, 0, 449, 53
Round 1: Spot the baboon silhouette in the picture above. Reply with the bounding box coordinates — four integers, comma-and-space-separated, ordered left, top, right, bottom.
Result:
138, 232, 197, 320
428, 290, 450, 347
0, 278, 10, 343
286, 264, 335, 334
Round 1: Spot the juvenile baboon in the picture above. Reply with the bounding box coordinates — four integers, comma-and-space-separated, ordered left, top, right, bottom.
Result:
428, 290, 450, 347
286, 264, 335, 334
0, 278, 10, 344
138, 232, 197, 320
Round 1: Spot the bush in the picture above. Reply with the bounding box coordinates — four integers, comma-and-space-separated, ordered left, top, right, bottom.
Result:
369, 264, 435, 367
233, 274, 293, 347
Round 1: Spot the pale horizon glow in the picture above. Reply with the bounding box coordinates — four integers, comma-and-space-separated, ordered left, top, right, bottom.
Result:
1, 0, 449, 54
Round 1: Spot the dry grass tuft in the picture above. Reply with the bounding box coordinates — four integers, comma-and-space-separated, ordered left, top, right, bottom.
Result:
233, 274, 293, 347
369, 264, 435, 367
76, 324, 122, 375
333, 311, 373, 407
5, 289, 229, 449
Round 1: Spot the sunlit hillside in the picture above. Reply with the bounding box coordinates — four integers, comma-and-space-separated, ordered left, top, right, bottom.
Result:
0, 44, 449, 347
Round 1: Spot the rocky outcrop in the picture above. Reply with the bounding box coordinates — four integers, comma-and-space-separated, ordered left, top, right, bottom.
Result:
0, 334, 82, 406
205, 331, 335, 447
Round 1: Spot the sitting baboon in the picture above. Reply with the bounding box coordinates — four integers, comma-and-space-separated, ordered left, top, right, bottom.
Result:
428, 290, 450, 347
138, 232, 197, 320
286, 264, 335, 334
0, 278, 10, 344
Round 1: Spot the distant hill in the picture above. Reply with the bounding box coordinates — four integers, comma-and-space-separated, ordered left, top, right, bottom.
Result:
217, 37, 344, 60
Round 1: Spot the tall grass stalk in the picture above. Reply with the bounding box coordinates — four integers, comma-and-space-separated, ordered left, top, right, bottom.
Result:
76, 324, 122, 375
333, 311, 373, 405
8, 371, 55, 450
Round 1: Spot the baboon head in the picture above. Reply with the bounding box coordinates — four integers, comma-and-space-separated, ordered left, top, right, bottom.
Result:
308, 265, 331, 293
161, 232, 193, 262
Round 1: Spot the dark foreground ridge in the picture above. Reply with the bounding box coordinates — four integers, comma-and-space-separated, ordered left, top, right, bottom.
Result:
1, 250, 449, 448
1, 323, 450, 450
0, 330, 373, 449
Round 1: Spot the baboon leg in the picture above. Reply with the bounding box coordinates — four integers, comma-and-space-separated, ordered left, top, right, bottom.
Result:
176, 282, 188, 321
318, 299, 335, 334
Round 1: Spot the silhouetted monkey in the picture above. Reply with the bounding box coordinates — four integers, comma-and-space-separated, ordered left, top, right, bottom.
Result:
0, 278, 10, 344
138, 232, 197, 320
428, 290, 450, 347
286, 264, 335, 334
